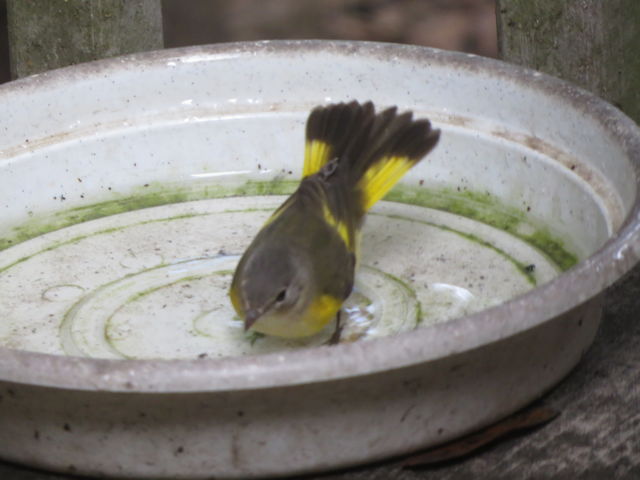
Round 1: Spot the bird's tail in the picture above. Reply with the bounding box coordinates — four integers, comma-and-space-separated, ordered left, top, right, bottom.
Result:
303, 101, 440, 212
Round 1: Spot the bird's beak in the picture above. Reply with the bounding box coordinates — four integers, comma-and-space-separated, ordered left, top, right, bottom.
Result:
244, 309, 262, 332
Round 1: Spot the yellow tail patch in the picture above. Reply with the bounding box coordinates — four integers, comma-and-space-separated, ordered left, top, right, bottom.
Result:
358, 155, 416, 211
303, 140, 332, 178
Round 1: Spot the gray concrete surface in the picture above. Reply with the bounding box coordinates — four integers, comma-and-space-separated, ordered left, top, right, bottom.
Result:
1, 263, 638, 479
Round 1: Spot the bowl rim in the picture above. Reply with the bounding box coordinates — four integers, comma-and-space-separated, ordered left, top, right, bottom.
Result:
1, 39, 639, 393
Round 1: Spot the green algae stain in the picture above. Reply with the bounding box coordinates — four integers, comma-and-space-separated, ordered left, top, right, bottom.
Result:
382, 212, 537, 286
447, 228, 538, 286
0, 179, 298, 253
63, 179, 297, 224
386, 186, 524, 233
523, 229, 578, 271
387, 185, 578, 271
0, 179, 577, 272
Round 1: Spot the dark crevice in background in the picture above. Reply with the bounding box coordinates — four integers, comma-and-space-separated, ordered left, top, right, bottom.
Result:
0, 0, 10, 83
161, 0, 497, 55
0, 1, 495, 85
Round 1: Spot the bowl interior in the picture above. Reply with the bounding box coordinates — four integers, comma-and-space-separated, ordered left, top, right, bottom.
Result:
0, 42, 637, 362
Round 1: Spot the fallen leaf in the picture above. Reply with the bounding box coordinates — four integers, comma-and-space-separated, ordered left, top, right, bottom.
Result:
402, 404, 559, 468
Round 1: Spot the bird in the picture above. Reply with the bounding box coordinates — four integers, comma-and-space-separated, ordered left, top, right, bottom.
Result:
229, 101, 440, 339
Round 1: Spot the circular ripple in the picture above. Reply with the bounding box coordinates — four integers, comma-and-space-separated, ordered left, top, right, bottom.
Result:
42, 285, 85, 302
60, 256, 419, 359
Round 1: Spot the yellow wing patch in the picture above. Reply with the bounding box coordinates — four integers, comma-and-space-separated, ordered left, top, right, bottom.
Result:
358, 155, 415, 211
322, 203, 352, 251
303, 140, 332, 178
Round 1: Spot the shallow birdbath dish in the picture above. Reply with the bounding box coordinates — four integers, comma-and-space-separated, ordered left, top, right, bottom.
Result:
0, 41, 639, 478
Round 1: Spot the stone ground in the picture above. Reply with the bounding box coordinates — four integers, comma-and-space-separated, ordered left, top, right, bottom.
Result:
1, 264, 638, 479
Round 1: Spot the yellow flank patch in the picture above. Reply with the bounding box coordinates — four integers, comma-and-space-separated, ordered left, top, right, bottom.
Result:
303, 140, 332, 178
251, 293, 341, 338
359, 155, 414, 211
303, 293, 342, 333
322, 203, 352, 250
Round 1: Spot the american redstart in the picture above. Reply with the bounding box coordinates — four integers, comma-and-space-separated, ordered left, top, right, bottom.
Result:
230, 101, 440, 339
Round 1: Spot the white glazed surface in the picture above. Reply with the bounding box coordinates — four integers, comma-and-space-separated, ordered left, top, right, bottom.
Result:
1, 196, 558, 358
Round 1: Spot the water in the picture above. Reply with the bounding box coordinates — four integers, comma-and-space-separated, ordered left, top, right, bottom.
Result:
0, 195, 559, 359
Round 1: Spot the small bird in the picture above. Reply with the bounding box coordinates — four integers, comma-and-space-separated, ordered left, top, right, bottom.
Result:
229, 101, 440, 339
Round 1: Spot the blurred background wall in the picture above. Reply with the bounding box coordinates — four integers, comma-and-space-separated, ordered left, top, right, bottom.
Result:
0, 0, 496, 83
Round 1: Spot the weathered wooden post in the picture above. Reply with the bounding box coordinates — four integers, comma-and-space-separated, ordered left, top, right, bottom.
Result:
498, 5, 640, 476
496, 0, 640, 123
6, 0, 163, 79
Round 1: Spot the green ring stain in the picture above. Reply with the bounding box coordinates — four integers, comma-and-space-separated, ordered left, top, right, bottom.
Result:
60, 259, 235, 357
371, 267, 421, 326
0, 179, 298, 252
376, 212, 538, 286
1, 179, 577, 275
385, 185, 578, 271
103, 274, 211, 358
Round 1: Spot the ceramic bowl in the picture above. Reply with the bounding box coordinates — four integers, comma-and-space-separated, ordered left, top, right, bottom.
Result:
0, 41, 638, 478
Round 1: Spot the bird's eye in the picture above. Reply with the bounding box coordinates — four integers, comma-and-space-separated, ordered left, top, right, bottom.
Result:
275, 289, 286, 303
